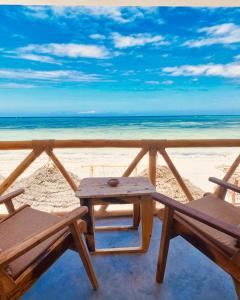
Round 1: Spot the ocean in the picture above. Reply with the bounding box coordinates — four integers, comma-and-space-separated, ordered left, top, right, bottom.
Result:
0, 115, 240, 140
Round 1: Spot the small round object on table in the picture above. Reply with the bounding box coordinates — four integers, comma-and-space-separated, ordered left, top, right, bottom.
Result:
107, 178, 119, 187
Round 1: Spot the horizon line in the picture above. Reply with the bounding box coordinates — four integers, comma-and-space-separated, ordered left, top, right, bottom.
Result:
1, 114, 240, 118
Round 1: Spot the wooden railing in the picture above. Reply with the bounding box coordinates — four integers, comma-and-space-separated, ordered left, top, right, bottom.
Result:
0, 139, 240, 216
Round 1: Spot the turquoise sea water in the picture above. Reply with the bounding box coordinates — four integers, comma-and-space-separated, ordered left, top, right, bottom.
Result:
0, 115, 240, 140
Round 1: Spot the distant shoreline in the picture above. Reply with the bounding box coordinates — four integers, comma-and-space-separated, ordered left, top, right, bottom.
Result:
0, 115, 240, 140
1, 114, 240, 118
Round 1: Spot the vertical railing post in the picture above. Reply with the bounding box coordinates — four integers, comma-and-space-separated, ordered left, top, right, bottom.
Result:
148, 145, 158, 214
148, 145, 157, 186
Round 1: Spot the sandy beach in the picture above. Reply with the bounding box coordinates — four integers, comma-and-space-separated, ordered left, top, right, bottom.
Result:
0, 147, 239, 214
1, 116, 240, 213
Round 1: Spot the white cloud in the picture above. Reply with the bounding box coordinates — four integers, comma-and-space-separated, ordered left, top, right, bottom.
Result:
192, 78, 199, 82
23, 6, 49, 19
0, 69, 104, 82
23, 6, 151, 24
0, 82, 36, 89
162, 80, 173, 85
8, 53, 61, 65
162, 53, 169, 58
112, 33, 166, 49
163, 62, 240, 78
144, 80, 173, 85
184, 23, 240, 47
82, 7, 132, 23
123, 70, 136, 76
18, 43, 109, 59
89, 34, 106, 40
78, 110, 96, 114
145, 80, 160, 85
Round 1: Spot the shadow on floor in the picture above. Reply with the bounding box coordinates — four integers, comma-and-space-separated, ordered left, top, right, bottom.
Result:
23, 217, 236, 300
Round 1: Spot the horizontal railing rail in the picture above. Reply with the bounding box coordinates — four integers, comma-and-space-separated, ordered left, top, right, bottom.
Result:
0, 139, 239, 217
1, 139, 240, 150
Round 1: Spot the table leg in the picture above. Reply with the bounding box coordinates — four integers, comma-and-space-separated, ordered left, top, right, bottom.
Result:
141, 199, 153, 252
133, 203, 141, 229
80, 198, 95, 252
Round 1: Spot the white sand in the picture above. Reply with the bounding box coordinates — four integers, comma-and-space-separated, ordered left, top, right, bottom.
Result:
0, 148, 239, 213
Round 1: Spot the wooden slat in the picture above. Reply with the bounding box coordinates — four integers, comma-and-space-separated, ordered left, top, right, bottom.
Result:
0, 189, 25, 213
141, 199, 153, 252
175, 219, 240, 282
94, 209, 133, 218
159, 148, 194, 202
96, 147, 147, 215
148, 147, 157, 186
92, 246, 142, 255
13, 233, 71, 298
1, 139, 240, 150
76, 177, 154, 199
156, 206, 174, 283
95, 225, 135, 231
152, 192, 240, 239
47, 150, 77, 192
78, 175, 152, 217
69, 221, 98, 289
0, 138, 239, 219
0, 207, 88, 267
122, 147, 147, 177
0, 150, 40, 195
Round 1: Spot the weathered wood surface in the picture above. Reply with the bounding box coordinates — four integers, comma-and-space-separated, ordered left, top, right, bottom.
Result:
152, 192, 240, 239
76, 177, 155, 199
0, 188, 24, 214
156, 206, 174, 283
148, 147, 157, 186
80, 198, 96, 252
1, 139, 240, 150
69, 221, 98, 289
76, 178, 155, 254
0, 203, 98, 299
154, 190, 240, 298
87, 199, 153, 255
0, 138, 239, 218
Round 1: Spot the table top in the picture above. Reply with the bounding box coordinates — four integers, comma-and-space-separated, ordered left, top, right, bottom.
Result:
75, 177, 155, 199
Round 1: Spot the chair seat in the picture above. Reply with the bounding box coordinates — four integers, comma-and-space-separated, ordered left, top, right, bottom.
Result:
176, 194, 240, 256
0, 206, 68, 279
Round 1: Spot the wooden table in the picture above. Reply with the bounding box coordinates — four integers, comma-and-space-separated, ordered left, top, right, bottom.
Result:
75, 177, 155, 255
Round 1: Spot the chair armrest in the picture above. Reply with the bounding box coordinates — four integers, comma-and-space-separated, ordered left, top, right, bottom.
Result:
0, 189, 24, 205
0, 189, 25, 213
209, 177, 240, 193
152, 192, 240, 240
0, 206, 88, 268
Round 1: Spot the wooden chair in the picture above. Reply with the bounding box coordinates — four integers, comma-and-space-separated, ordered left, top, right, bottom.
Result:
152, 177, 240, 299
0, 188, 98, 300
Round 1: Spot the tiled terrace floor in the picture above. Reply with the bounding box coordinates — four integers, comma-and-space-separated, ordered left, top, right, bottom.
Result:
23, 217, 237, 300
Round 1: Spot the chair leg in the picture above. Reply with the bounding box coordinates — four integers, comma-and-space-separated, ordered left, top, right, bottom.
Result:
133, 203, 141, 229
156, 207, 174, 283
70, 222, 99, 290
232, 277, 240, 300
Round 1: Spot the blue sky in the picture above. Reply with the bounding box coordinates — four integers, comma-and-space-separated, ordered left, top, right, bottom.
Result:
0, 6, 239, 116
